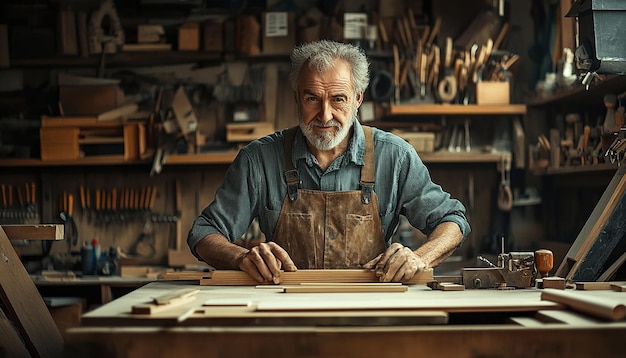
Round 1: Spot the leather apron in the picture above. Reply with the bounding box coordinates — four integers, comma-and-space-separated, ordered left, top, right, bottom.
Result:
272, 126, 386, 269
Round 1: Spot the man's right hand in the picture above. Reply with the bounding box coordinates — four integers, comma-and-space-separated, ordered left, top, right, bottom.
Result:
237, 242, 297, 283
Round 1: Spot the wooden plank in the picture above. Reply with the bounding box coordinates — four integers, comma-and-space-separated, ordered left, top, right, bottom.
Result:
556, 165, 626, 281
131, 295, 196, 315
283, 285, 409, 293
541, 289, 626, 321
576, 282, 612, 290
508, 316, 545, 327
0, 227, 64, 358
200, 269, 434, 286
535, 309, 600, 325
159, 271, 212, 280
1, 224, 64, 241
0, 308, 31, 358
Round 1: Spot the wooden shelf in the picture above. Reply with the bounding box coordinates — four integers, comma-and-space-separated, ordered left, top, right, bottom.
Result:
0, 156, 148, 167
527, 75, 626, 107
419, 151, 511, 163
165, 151, 239, 165
389, 104, 527, 116
0, 149, 509, 167
10, 51, 223, 68
541, 162, 618, 175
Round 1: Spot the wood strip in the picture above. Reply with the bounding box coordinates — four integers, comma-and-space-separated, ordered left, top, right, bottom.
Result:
153, 289, 199, 305
131, 294, 196, 315
556, 167, 626, 280
541, 289, 626, 321
535, 310, 600, 325
575, 281, 626, 291
2, 224, 64, 241
200, 269, 434, 286
159, 271, 212, 280
283, 285, 408, 293
0, 227, 64, 358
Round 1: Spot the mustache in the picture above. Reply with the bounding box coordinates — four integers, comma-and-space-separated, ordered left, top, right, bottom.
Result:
309, 119, 341, 128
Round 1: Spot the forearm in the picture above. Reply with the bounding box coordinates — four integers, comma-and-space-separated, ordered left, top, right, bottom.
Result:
195, 233, 248, 269
413, 221, 463, 268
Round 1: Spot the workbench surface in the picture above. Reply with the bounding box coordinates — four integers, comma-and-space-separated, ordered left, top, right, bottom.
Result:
68, 281, 626, 358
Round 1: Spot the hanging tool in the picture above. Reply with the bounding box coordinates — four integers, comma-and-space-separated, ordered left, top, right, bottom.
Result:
497, 155, 512, 211
60, 191, 78, 249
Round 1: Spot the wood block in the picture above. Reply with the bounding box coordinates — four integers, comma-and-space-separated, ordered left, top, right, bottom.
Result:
1, 224, 63, 241
131, 289, 198, 314
476, 81, 510, 105
40, 127, 80, 161
123, 123, 140, 160
543, 277, 566, 290
611, 284, 626, 292
178, 22, 200, 51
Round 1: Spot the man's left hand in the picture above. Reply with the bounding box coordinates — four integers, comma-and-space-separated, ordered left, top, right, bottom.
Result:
363, 243, 426, 283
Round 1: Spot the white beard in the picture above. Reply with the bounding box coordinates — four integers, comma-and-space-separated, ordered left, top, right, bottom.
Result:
299, 107, 358, 151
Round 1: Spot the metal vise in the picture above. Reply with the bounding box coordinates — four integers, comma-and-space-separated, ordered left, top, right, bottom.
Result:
462, 251, 536, 289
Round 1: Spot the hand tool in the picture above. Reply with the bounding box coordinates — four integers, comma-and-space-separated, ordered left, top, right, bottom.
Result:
462, 237, 553, 289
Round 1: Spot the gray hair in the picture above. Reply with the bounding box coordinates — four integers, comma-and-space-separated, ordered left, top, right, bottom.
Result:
288, 40, 370, 95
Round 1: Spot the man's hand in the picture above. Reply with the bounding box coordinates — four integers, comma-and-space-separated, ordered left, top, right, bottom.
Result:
238, 242, 298, 283
363, 243, 426, 283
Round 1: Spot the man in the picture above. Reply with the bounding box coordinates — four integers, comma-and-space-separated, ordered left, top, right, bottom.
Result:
188, 40, 470, 283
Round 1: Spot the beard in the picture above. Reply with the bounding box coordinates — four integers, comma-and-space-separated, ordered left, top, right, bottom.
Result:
299, 106, 358, 151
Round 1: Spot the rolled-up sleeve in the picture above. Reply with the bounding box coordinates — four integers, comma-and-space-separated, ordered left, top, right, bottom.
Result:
187, 149, 259, 258
397, 148, 471, 243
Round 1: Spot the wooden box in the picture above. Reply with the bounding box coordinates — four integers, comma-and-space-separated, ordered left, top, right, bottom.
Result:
40, 117, 141, 161
178, 22, 200, 51
226, 122, 275, 142
396, 131, 435, 153
262, 12, 295, 55
59, 85, 125, 116
40, 127, 80, 161
202, 19, 223, 51
476, 82, 510, 105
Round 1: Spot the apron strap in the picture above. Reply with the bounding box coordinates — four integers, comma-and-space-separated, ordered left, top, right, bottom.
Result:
283, 126, 300, 201
360, 126, 375, 204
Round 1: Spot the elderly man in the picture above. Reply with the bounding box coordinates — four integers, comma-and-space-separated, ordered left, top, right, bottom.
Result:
188, 40, 470, 283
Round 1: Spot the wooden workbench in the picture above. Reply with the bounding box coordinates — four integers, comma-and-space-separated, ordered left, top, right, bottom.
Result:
65, 281, 626, 357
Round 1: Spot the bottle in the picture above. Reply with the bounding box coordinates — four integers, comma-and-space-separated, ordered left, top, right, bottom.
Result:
91, 238, 101, 275
81, 240, 95, 276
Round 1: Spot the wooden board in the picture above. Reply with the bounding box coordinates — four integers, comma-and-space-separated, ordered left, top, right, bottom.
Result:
81, 281, 561, 327
555, 165, 626, 281
0, 227, 64, 358
541, 288, 626, 321
2, 224, 64, 241
282, 285, 408, 293
200, 269, 434, 286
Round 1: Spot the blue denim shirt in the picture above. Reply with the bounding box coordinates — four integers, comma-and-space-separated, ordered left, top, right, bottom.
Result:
188, 121, 470, 258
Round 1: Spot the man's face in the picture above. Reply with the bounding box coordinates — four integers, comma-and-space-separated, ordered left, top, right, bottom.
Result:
296, 60, 363, 151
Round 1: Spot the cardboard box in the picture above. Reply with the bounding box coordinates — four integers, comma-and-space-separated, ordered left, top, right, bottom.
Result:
178, 22, 200, 51
262, 12, 295, 54
202, 19, 223, 51
236, 15, 260, 55
397, 132, 435, 153
476, 81, 510, 105
0, 24, 9, 67
59, 85, 125, 116
138, 25, 165, 43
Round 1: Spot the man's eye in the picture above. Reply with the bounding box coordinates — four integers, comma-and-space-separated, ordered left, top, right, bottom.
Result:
306, 96, 319, 102
333, 97, 345, 102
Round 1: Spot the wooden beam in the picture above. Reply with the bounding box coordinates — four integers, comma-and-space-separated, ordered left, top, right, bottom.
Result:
1, 224, 64, 241
200, 269, 434, 286
0, 227, 64, 358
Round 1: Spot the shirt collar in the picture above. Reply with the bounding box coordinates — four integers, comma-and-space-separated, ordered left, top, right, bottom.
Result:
293, 121, 365, 167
